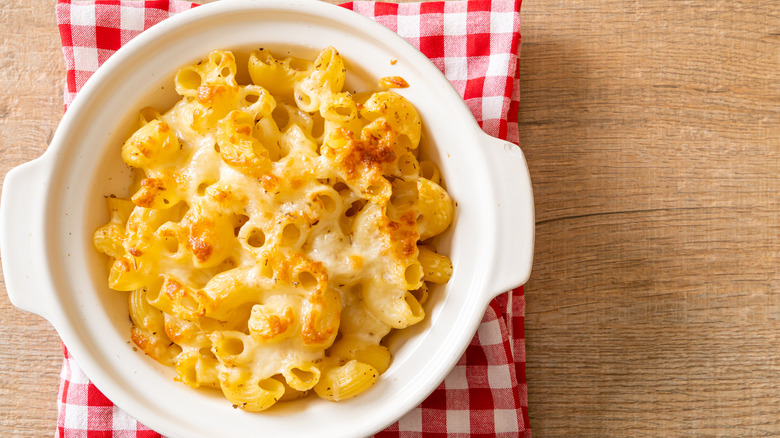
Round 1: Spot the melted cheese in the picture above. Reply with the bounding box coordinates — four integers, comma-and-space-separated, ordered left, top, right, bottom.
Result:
93, 47, 454, 411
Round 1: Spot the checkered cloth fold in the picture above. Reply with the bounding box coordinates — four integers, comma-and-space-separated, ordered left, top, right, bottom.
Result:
55, 1, 528, 436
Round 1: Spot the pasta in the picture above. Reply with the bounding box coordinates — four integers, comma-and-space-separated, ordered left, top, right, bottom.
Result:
93, 46, 454, 411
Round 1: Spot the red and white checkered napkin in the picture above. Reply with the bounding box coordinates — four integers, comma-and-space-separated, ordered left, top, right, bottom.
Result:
55, 1, 528, 437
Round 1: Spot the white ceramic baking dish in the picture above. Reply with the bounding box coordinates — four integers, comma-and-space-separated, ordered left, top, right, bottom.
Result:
0, 1, 533, 437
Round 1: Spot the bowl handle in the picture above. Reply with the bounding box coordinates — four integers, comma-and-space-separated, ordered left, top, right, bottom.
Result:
0, 157, 59, 322
479, 133, 535, 298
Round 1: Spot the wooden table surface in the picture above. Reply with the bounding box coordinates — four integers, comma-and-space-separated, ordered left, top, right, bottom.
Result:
1, 0, 778, 437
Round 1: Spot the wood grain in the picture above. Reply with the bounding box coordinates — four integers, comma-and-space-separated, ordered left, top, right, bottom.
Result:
0, 0, 778, 437
519, 0, 780, 436
0, 1, 66, 437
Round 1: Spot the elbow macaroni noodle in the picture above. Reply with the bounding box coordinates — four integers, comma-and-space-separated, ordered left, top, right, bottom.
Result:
93, 47, 454, 411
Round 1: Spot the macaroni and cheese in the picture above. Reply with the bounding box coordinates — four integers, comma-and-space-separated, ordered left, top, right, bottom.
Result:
93, 47, 453, 411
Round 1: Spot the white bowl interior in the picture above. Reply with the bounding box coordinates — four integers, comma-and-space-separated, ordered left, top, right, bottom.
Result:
41, 2, 500, 437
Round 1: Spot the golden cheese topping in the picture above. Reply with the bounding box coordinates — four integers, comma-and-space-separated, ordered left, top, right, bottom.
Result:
93, 47, 454, 411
